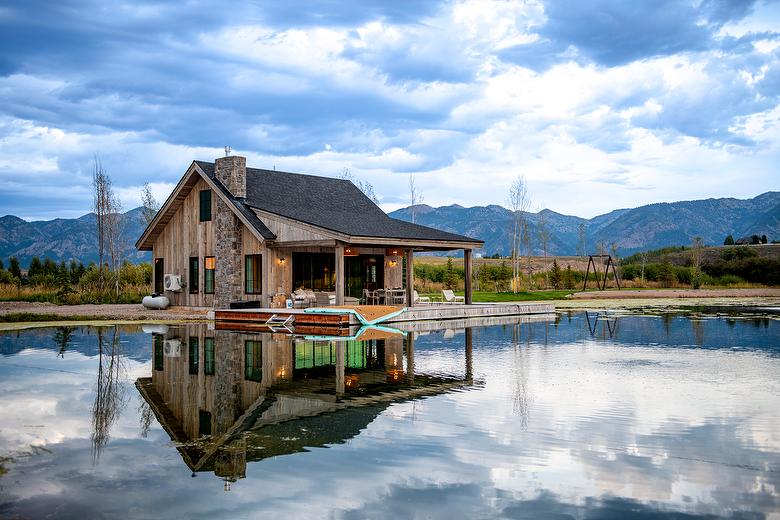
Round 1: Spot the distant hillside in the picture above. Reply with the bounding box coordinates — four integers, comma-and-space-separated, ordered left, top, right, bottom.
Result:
1, 192, 778, 266
0, 207, 150, 267
390, 192, 780, 256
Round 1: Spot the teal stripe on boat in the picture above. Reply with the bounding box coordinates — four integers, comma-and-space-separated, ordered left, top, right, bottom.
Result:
302, 324, 404, 342
303, 307, 408, 325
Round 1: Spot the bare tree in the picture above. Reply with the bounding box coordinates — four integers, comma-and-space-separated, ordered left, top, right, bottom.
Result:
140, 182, 160, 226
408, 174, 424, 224
691, 236, 704, 288
340, 167, 379, 204
507, 176, 531, 292
91, 326, 127, 463
577, 222, 586, 258
92, 157, 111, 290
522, 221, 533, 289
106, 191, 124, 297
537, 207, 550, 288
640, 251, 648, 284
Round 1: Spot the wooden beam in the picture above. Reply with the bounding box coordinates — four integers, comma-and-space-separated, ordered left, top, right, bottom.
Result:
267, 240, 338, 249
335, 243, 345, 306
405, 249, 414, 307
464, 249, 473, 305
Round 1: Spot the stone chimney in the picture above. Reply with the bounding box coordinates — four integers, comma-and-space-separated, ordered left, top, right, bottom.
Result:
215, 155, 246, 199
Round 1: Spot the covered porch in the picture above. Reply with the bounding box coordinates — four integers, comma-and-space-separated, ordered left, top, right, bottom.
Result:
262, 239, 477, 308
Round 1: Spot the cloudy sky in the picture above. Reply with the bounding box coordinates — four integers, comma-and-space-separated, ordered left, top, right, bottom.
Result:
1, 0, 779, 221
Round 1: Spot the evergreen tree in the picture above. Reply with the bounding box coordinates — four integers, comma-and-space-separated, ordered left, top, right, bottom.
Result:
564, 265, 574, 290
69, 260, 80, 284
658, 256, 675, 288
43, 257, 57, 276
724, 234, 734, 245
550, 259, 563, 289
0, 258, 4, 271
761, 234, 768, 244
28, 256, 43, 277
9, 257, 21, 279
444, 257, 458, 289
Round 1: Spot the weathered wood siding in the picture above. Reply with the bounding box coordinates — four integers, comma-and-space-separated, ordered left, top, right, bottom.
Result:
152, 177, 266, 307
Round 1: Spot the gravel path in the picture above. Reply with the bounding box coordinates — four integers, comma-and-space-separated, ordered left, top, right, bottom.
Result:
0, 301, 208, 321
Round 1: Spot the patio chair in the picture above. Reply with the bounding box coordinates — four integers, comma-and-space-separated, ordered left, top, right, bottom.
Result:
363, 288, 378, 305
413, 290, 430, 305
314, 292, 332, 306
441, 289, 465, 304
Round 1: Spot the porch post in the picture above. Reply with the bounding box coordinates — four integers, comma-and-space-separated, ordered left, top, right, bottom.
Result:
335, 243, 345, 305
405, 249, 414, 307
465, 327, 473, 382
464, 249, 473, 305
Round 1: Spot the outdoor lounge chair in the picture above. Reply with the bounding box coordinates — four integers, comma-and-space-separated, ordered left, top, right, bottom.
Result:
413, 290, 430, 305
441, 289, 465, 304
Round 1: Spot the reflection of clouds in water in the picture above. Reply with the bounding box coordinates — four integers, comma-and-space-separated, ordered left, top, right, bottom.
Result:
1, 317, 779, 518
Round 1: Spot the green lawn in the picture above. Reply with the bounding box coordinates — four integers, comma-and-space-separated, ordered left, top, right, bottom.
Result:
420, 290, 573, 302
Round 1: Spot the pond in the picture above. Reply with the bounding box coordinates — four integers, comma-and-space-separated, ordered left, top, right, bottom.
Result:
0, 311, 778, 519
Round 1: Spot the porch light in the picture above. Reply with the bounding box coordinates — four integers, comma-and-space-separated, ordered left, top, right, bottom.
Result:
344, 247, 359, 257
388, 259, 398, 267
385, 248, 400, 256
278, 257, 286, 265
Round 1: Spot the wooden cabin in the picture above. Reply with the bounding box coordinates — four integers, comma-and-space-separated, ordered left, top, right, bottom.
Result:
136, 155, 483, 309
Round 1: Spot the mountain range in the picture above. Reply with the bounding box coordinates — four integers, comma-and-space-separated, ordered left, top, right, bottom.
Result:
388, 191, 780, 257
1, 192, 778, 266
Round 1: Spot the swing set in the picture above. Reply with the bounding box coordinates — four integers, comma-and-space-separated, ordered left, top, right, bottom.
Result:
582, 254, 621, 291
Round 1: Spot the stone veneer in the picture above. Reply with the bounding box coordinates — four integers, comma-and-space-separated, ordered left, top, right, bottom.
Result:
213, 155, 246, 309
214, 155, 246, 198
214, 196, 243, 308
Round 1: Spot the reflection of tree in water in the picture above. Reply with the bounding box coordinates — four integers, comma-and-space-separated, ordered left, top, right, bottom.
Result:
52, 326, 76, 358
91, 326, 128, 463
691, 318, 705, 347
511, 323, 532, 430
138, 401, 154, 438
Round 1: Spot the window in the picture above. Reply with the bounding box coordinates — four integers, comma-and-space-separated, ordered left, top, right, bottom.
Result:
198, 410, 212, 437
244, 340, 262, 382
188, 337, 199, 375
204, 337, 215, 375
154, 258, 164, 294
153, 335, 164, 371
245, 255, 262, 294
204, 256, 215, 294
189, 257, 199, 294
292, 253, 335, 291
199, 189, 212, 221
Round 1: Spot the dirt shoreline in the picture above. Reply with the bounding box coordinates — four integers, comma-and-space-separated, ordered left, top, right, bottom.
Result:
567, 288, 780, 299
0, 301, 209, 321
1, 289, 778, 324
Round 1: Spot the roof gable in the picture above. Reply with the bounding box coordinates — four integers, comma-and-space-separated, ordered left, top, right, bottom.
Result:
135, 162, 275, 250
195, 161, 481, 245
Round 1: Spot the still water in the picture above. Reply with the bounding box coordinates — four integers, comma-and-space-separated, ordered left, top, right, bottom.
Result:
0, 311, 778, 519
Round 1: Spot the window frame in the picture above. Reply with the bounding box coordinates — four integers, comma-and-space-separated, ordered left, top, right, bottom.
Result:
204, 256, 215, 294
189, 257, 199, 294
199, 189, 212, 222
244, 254, 263, 294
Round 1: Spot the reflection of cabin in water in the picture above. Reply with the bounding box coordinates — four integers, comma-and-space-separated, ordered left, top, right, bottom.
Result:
136, 325, 475, 487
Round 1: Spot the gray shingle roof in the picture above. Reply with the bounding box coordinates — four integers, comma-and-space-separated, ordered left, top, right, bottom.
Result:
195, 161, 481, 244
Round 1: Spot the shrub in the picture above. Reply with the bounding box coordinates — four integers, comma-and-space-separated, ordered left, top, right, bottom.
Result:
720, 247, 757, 261
620, 264, 638, 280
673, 266, 692, 285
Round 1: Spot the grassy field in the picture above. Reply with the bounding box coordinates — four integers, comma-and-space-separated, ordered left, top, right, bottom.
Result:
420, 290, 573, 302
